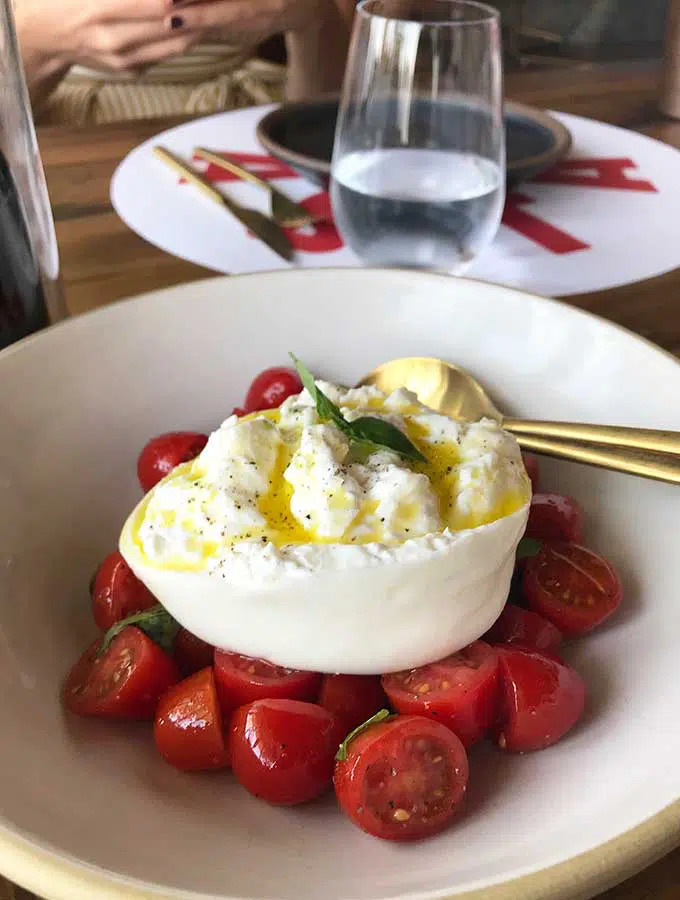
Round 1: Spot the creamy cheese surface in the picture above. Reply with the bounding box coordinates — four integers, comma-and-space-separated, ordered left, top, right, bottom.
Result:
119, 381, 531, 673
127, 383, 528, 581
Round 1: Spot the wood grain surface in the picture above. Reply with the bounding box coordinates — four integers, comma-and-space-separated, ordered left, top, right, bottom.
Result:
2, 59, 679, 900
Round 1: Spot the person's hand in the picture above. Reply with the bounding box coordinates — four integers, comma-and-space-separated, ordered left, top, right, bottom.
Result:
16, 0, 199, 90
16, 0, 352, 105
172, 0, 352, 97
171, 0, 333, 44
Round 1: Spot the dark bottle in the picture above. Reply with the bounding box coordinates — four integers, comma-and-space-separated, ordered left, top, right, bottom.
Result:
0, 152, 49, 346
0, 0, 63, 351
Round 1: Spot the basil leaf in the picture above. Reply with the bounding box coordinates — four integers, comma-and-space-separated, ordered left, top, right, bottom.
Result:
98, 604, 180, 656
289, 354, 347, 431
516, 536, 542, 561
349, 416, 426, 463
290, 354, 427, 464
336, 709, 391, 762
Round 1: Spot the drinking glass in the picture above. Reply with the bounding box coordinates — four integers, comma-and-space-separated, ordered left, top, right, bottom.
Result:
1, 0, 64, 350
330, 0, 505, 273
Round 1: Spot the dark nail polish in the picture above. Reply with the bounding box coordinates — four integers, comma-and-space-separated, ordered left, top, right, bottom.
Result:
170, 15, 183, 28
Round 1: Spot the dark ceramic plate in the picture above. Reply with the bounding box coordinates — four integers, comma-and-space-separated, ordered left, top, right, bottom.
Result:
257, 96, 571, 188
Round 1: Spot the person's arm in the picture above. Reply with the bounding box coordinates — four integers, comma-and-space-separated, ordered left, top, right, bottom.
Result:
13, 5, 71, 101
14, 0, 197, 105
334, 0, 356, 26
285, 2, 352, 99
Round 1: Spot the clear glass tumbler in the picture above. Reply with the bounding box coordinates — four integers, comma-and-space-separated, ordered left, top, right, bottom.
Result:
330, 0, 505, 274
1, 0, 64, 350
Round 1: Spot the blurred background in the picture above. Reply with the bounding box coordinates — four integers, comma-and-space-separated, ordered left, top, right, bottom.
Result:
260, 1, 670, 73
498, 0, 668, 69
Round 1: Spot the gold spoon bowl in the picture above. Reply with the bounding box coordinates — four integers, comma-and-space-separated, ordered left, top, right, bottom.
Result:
359, 356, 680, 485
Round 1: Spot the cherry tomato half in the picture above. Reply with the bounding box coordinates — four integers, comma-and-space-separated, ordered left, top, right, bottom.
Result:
154, 668, 231, 771
382, 641, 500, 747
174, 628, 215, 677
91, 551, 157, 631
334, 714, 469, 842
525, 493, 584, 544
318, 674, 388, 733
244, 367, 303, 413
522, 454, 540, 493
229, 699, 344, 805
483, 605, 562, 651
495, 646, 586, 752
213, 650, 321, 715
137, 431, 209, 494
523, 542, 623, 637
64, 626, 180, 720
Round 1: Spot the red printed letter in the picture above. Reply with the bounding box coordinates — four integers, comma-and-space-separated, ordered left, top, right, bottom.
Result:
283, 192, 343, 253
245, 192, 343, 254
502, 192, 590, 254
534, 157, 657, 192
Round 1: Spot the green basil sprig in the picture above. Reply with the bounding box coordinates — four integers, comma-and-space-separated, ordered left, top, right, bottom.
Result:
516, 536, 542, 561
98, 604, 180, 656
336, 709, 392, 762
290, 355, 426, 464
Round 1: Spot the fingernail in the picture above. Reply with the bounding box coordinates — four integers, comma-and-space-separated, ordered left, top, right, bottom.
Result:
170, 15, 183, 28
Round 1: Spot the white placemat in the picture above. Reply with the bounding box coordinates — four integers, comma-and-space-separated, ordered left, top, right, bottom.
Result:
111, 104, 680, 297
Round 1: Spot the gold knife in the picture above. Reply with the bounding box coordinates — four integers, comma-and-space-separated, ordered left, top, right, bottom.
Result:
153, 146, 294, 264
194, 146, 317, 229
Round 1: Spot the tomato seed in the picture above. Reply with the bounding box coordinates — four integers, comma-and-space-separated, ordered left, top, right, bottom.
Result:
416, 683, 430, 694
392, 808, 411, 822
498, 733, 507, 749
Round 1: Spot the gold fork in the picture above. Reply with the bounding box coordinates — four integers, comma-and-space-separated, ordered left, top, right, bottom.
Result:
193, 147, 324, 229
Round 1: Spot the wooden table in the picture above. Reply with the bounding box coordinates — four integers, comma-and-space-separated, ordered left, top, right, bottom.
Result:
5, 60, 679, 900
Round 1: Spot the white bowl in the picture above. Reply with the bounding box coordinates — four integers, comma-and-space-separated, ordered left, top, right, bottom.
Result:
0, 269, 679, 900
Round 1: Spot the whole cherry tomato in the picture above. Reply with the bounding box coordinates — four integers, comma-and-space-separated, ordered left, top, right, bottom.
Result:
483, 605, 562, 651
244, 367, 303, 413
495, 646, 586, 752
137, 431, 208, 494
213, 650, 321, 715
229, 699, 344, 805
523, 542, 622, 636
334, 714, 469, 841
154, 668, 231, 771
525, 493, 584, 544
91, 550, 157, 631
63, 626, 180, 720
382, 641, 500, 747
318, 674, 388, 734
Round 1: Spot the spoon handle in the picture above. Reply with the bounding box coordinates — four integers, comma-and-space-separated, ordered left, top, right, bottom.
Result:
504, 427, 680, 484
503, 419, 680, 455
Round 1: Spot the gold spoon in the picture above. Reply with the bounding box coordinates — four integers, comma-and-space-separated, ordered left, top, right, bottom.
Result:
359, 357, 680, 485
